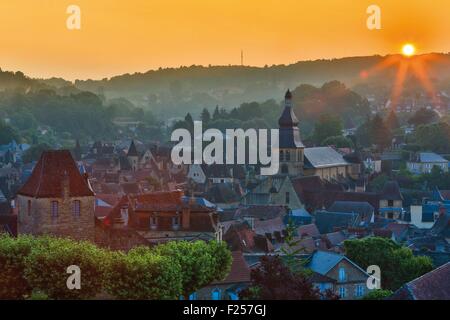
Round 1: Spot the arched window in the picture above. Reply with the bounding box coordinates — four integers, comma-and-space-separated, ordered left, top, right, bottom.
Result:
285, 150, 291, 161
338, 267, 347, 282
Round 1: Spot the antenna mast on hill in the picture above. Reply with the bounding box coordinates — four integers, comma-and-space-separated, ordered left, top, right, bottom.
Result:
241, 49, 244, 66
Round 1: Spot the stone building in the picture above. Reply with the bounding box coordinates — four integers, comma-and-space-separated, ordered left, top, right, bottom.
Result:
276, 90, 350, 181
16, 150, 95, 241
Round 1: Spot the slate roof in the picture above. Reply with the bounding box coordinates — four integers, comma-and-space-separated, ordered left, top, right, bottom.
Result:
417, 152, 448, 163
380, 181, 403, 201
304, 147, 349, 169
297, 223, 320, 238
306, 250, 367, 276
127, 140, 139, 157
328, 201, 374, 218
17, 150, 94, 198
234, 205, 287, 220
315, 210, 358, 234
390, 262, 450, 300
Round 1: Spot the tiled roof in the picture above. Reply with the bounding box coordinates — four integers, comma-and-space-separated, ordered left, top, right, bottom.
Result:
297, 223, 320, 238
213, 251, 251, 285
380, 181, 403, 201
304, 147, 349, 169
17, 150, 94, 198
418, 152, 448, 163
391, 262, 450, 300
315, 210, 358, 234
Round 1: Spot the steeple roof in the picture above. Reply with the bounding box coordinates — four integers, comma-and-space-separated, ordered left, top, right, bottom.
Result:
17, 150, 94, 198
278, 90, 304, 148
127, 140, 139, 157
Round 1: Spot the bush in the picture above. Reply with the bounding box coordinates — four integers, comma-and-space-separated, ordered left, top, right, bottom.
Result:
0, 235, 35, 299
155, 241, 232, 298
362, 289, 394, 300
24, 237, 108, 299
104, 248, 182, 300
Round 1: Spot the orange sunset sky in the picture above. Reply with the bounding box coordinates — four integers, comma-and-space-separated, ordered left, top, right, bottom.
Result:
0, 0, 449, 80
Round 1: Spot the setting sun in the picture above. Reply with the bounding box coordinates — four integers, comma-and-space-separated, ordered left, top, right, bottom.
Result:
402, 44, 416, 57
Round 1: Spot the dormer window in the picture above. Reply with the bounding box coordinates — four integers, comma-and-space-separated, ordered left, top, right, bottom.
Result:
150, 214, 158, 230
172, 214, 181, 230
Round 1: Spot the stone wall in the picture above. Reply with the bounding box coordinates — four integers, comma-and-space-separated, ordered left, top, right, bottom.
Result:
17, 194, 95, 241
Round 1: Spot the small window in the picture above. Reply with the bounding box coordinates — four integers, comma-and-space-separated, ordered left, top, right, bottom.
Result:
211, 288, 221, 300
355, 285, 365, 297
285, 150, 291, 161
27, 200, 32, 216
339, 287, 346, 298
150, 215, 158, 229
51, 201, 59, 220
73, 200, 81, 217
172, 215, 180, 229
338, 267, 347, 282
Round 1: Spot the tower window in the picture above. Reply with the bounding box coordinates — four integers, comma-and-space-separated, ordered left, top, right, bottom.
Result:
285, 151, 291, 161
51, 201, 59, 220
27, 200, 32, 216
73, 200, 81, 217
280, 150, 284, 162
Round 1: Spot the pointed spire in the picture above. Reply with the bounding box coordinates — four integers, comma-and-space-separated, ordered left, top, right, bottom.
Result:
127, 140, 138, 157
285, 89, 292, 100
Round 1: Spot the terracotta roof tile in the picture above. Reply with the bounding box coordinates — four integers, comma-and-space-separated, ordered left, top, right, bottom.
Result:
17, 150, 94, 198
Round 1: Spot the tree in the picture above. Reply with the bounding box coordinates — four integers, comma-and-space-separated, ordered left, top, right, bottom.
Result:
105, 248, 183, 300
385, 110, 400, 132
344, 237, 433, 291
200, 108, 211, 123
154, 240, 232, 298
362, 289, 393, 300
321, 136, 354, 148
0, 235, 34, 299
414, 122, 450, 153
213, 105, 220, 120
0, 120, 20, 145
22, 143, 52, 163
313, 114, 343, 145
239, 255, 322, 300
24, 237, 108, 299
371, 114, 391, 150
408, 108, 438, 126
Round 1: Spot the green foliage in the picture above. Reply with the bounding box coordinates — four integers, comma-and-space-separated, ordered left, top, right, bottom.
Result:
368, 174, 389, 192
0, 120, 20, 144
22, 143, 52, 163
362, 289, 393, 300
0, 236, 232, 300
313, 114, 343, 145
344, 237, 433, 291
385, 110, 400, 131
24, 237, 108, 299
355, 114, 392, 150
321, 135, 354, 148
104, 248, 182, 300
155, 240, 232, 297
0, 235, 35, 299
408, 108, 438, 126
413, 122, 450, 153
